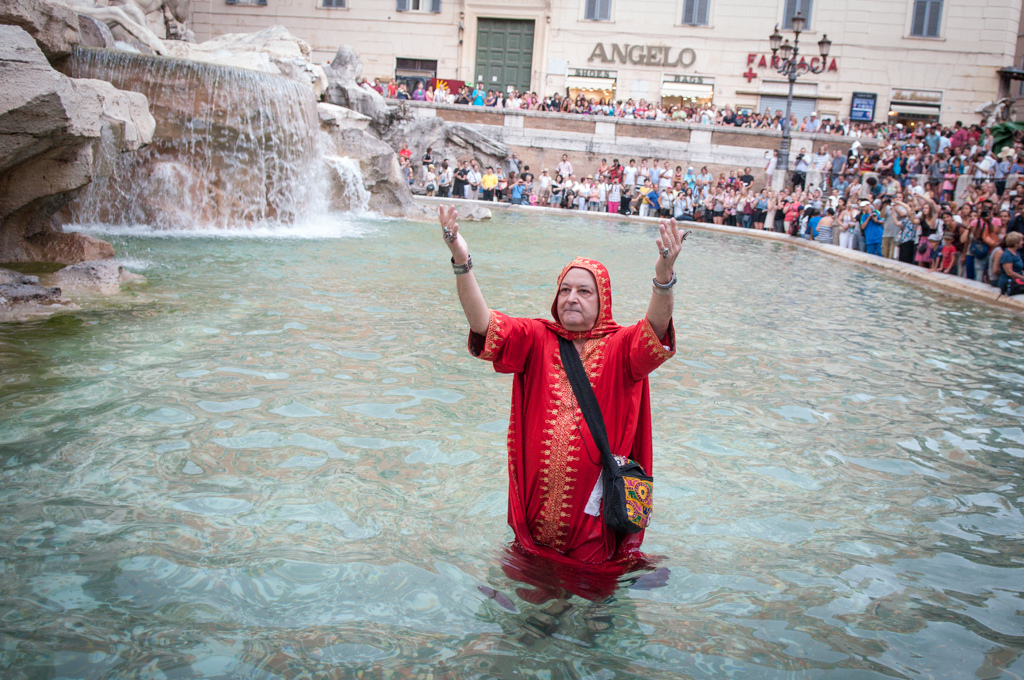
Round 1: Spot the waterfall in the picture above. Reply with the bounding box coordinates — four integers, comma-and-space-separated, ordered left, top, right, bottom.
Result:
65, 46, 369, 231
324, 155, 371, 214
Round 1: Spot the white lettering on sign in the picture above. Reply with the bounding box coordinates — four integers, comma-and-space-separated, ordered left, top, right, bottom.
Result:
891, 88, 943, 103
570, 68, 614, 79
664, 74, 710, 85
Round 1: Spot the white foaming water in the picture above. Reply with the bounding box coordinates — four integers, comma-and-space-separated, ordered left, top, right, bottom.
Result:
324, 156, 372, 214
68, 213, 375, 240
66, 47, 373, 233
110, 257, 155, 271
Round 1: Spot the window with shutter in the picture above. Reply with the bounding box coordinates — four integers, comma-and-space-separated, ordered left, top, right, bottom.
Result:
911, 0, 942, 37
917, 0, 937, 36
682, 0, 709, 25
925, 2, 940, 35
430, 0, 441, 12
396, 0, 409, 10
782, 0, 812, 29
911, 0, 926, 34
322, 0, 345, 7
584, 0, 610, 21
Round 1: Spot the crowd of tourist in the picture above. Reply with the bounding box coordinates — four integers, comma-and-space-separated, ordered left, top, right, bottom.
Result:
367, 77, 929, 140
399, 119, 1024, 294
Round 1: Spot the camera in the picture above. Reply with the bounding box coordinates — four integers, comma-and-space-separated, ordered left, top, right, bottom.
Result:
981, 210, 990, 218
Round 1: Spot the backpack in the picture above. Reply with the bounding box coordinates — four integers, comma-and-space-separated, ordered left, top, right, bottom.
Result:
1003, 278, 1024, 296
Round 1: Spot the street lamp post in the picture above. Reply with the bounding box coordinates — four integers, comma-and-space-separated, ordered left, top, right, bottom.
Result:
768, 13, 831, 187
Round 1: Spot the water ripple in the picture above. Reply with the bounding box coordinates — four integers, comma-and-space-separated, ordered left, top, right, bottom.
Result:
2, 213, 1024, 678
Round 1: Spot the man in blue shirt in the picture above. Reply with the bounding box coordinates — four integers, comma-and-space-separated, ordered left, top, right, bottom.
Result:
646, 185, 660, 215
833, 173, 851, 200
858, 200, 885, 256
509, 177, 526, 205
649, 160, 662, 188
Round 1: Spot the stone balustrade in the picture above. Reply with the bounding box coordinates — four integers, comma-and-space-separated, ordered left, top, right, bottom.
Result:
393, 100, 880, 190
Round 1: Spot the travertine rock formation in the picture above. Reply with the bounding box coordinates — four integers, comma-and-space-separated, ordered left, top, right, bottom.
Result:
323, 45, 390, 131
162, 25, 328, 97
52, 259, 146, 293
0, 22, 153, 263
0, 0, 79, 59
323, 125, 417, 216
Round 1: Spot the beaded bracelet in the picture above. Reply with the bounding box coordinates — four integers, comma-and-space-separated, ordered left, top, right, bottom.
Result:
451, 254, 473, 275
652, 272, 677, 290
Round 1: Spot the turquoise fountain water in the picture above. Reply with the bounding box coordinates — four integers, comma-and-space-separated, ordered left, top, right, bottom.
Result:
2, 211, 1024, 678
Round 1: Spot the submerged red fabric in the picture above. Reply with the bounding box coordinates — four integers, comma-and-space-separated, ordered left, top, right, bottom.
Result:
469, 259, 675, 592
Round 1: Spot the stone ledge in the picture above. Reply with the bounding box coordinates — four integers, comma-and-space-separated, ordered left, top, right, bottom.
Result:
413, 196, 1024, 314
394, 99, 880, 149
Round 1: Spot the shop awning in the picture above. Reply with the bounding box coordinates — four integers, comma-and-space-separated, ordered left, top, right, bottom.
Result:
566, 75, 617, 91
889, 103, 940, 116
660, 82, 714, 98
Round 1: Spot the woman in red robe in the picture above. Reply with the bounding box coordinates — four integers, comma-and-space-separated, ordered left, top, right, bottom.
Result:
438, 206, 685, 595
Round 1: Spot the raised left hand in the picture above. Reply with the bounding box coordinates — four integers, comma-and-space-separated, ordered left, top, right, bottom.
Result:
655, 218, 686, 282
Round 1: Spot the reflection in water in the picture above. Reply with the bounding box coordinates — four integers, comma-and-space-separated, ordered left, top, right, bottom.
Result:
1, 213, 1024, 678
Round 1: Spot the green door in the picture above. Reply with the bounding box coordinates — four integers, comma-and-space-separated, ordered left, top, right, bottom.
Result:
475, 18, 535, 94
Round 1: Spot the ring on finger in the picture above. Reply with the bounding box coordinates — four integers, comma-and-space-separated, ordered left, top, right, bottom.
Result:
661, 247, 670, 259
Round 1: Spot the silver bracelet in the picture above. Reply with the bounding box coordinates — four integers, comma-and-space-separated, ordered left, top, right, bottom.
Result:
451, 254, 473, 275
652, 273, 677, 290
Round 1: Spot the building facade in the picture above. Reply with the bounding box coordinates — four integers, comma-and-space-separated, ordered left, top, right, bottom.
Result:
191, 0, 1019, 127
1001, 0, 1024, 120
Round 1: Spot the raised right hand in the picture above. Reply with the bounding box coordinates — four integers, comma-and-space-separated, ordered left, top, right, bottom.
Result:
438, 205, 469, 262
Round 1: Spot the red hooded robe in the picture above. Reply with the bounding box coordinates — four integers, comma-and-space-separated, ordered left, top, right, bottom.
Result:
469, 258, 675, 576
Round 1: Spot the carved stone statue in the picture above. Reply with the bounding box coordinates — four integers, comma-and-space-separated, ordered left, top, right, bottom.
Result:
67, 0, 191, 55
977, 97, 1012, 129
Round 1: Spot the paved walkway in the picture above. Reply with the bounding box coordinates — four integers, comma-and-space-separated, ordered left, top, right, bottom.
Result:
416, 196, 1024, 314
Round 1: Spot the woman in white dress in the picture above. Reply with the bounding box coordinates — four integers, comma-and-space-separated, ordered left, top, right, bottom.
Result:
765, 149, 779, 189
839, 203, 857, 249
764, 190, 778, 232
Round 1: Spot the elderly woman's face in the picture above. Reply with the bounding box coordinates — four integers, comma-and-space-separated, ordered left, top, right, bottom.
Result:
557, 268, 600, 332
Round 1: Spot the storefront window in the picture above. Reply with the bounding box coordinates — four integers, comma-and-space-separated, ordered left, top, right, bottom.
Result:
395, 58, 438, 93
566, 68, 617, 104
887, 109, 939, 130
660, 75, 714, 108
888, 88, 942, 129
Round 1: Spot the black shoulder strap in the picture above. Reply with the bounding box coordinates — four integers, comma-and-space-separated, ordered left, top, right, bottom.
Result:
557, 336, 616, 473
